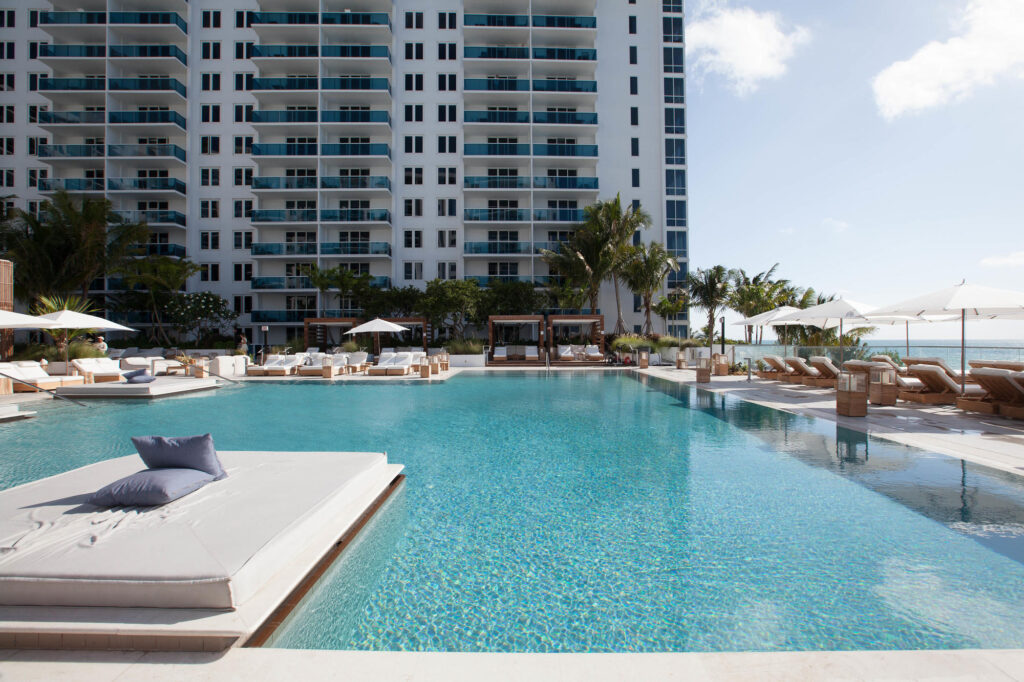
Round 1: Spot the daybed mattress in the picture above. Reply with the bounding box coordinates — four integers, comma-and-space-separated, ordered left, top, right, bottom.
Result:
0, 450, 390, 610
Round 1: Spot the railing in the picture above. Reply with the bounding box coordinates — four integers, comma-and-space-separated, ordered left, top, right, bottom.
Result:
251, 310, 318, 323
38, 178, 104, 192
109, 12, 188, 33
107, 177, 186, 193
109, 44, 188, 65
250, 77, 318, 90
464, 110, 530, 124
463, 14, 529, 27
109, 110, 187, 128
464, 176, 530, 189
320, 241, 392, 256
250, 242, 318, 256
533, 176, 599, 189
464, 208, 530, 221
109, 77, 187, 96
322, 45, 391, 59
143, 243, 186, 257
532, 16, 597, 29
38, 44, 106, 58
321, 77, 391, 93
38, 144, 105, 158
464, 241, 532, 255
250, 110, 318, 123
320, 176, 391, 190
464, 275, 535, 286
107, 144, 187, 161
320, 209, 391, 222
738, 344, 1024, 368
40, 12, 107, 25
465, 78, 530, 91
252, 143, 318, 156
533, 47, 597, 61
464, 143, 531, 156
320, 143, 391, 157
115, 209, 186, 226
533, 111, 598, 125
533, 79, 597, 93
250, 209, 318, 222
38, 110, 106, 125
252, 176, 319, 190
321, 109, 391, 124
534, 208, 584, 222
464, 46, 529, 59
38, 78, 105, 91
250, 276, 314, 290
533, 144, 598, 157
248, 12, 318, 26
533, 241, 568, 253
250, 44, 319, 58
321, 12, 392, 28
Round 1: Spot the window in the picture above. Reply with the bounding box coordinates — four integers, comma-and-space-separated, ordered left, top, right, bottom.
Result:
28, 105, 46, 123
0, 137, 12, 155
628, 16, 637, 34
665, 108, 686, 134
202, 10, 221, 29
0, 105, 11, 123
0, 10, 13, 27
200, 231, 220, 249
404, 199, 423, 217
233, 199, 253, 218
403, 230, 423, 248
201, 136, 220, 154
438, 167, 456, 185
665, 139, 686, 165
201, 42, 221, 60
666, 169, 686, 195
404, 136, 424, 153
201, 73, 221, 91
235, 10, 247, 28
405, 11, 423, 29
233, 263, 253, 281
234, 295, 253, 315
27, 168, 46, 188
403, 262, 423, 281
27, 136, 47, 155
234, 72, 253, 91
0, 169, 12, 187
631, 169, 640, 188
233, 136, 253, 154
233, 167, 253, 186
1, 42, 14, 60
200, 264, 220, 282
438, 135, 456, 153
29, 41, 44, 60
233, 230, 254, 249
201, 104, 221, 123
438, 12, 456, 29
437, 262, 457, 280
200, 201, 220, 219
438, 43, 456, 60
436, 198, 457, 217
664, 47, 685, 73
666, 201, 687, 228
631, 138, 639, 157
664, 77, 685, 103
438, 104, 457, 122
663, 17, 684, 43
404, 167, 423, 185
0, 74, 13, 91
438, 73, 456, 91
630, 77, 638, 96
200, 167, 220, 186
404, 73, 424, 91
629, 46, 638, 65
234, 104, 253, 122
630, 107, 639, 126
664, 0, 683, 12
404, 42, 424, 60
404, 104, 423, 122
235, 41, 253, 60
437, 229, 458, 248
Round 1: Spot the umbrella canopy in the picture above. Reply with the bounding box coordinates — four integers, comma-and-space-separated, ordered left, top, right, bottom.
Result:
345, 318, 409, 335
0, 310, 59, 330
36, 309, 135, 332
735, 306, 801, 326
771, 299, 877, 329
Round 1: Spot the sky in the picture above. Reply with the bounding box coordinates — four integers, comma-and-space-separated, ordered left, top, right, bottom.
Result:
684, 0, 1024, 341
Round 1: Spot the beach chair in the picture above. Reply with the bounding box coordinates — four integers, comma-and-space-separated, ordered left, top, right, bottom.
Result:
265, 353, 307, 376
968, 360, 1024, 372
806, 356, 840, 388
348, 352, 370, 373
492, 346, 508, 362
247, 354, 283, 376
297, 353, 329, 377
585, 345, 603, 362
525, 346, 540, 362
387, 352, 415, 376
368, 352, 397, 376
870, 355, 908, 374
899, 364, 986, 405
0, 362, 85, 392
556, 345, 573, 362
959, 367, 1024, 415
783, 357, 824, 386
761, 355, 794, 381
72, 358, 127, 383
902, 357, 969, 384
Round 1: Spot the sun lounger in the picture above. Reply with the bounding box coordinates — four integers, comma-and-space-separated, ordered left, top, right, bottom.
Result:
585, 345, 603, 362
492, 347, 508, 362
805, 356, 840, 388
968, 360, 1024, 372
246, 354, 283, 376
71, 358, 128, 383
368, 352, 397, 376
783, 357, 824, 386
761, 355, 794, 381
347, 351, 370, 373
525, 346, 539, 361
265, 353, 306, 376
296, 353, 327, 377
899, 364, 986, 405
958, 367, 1024, 415
557, 345, 573, 362
0, 362, 85, 392
387, 352, 415, 376
870, 355, 908, 374
903, 357, 970, 383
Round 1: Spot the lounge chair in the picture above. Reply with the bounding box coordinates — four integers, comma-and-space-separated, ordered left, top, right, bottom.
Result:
0, 362, 85, 392
71, 358, 127, 383
900, 364, 986, 405
784, 357, 825, 386
870, 355, 908, 374
806, 356, 841, 388
348, 352, 370, 373
968, 360, 1024, 372
247, 354, 283, 376
959, 367, 1024, 415
305, 347, 320, 354
556, 344, 573, 362
761, 355, 794, 381
903, 357, 970, 384
297, 353, 329, 377
368, 352, 397, 376
265, 353, 306, 376
387, 352, 415, 376
492, 347, 508, 362
585, 345, 603, 362
525, 346, 539, 362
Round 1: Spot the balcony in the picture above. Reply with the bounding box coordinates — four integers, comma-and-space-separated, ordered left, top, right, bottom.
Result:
534, 208, 585, 222
533, 176, 598, 190
38, 110, 106, 125
249, 12, 318, 26
533, 144, 598, 157
109, 110, 187, 129
321, 12, 392, 28
464, 241, 532, 255
251, 310, 317, 323
251, 44, 319, 59
250, 77, 318, 91
320, 143, 391, 158
320, 242, 392, 256
532, 241, 569, 253
321, 110, 391, 124
109, 77, 187, 97
252, 176, 319, 190
532, 16, 596, 29
464, 208, 529, 222
464, 110, 530, 124
107, 144, 187, 161
320, 209, 391, 223
109, 44, 188, 65
38, 178, 104, 192
464, 176, 530, 190
464, 275, 535, 286
250, 110, 317, 124
320, 176, 391, 190
251, 242, 318, 256
144, 243, 186, 257
251, 209, 318, 223
321, 77, 391, 93
38, 144, 105, 158
464, 46, 529, 60
252, 143, 318, 156
533, 48, 596, 61
533, 79, 597, 93
109, 12, 187, 33
107, 177, 187, 193
533, 111, 597, 125
465, 78, 529, 92
250, 276, 313, 290
464, 143, 530, 156
464, 14, 528, 27
38, 44, 106, 59
40, 12, 106, 25
38, 78, 105, 91
322, 45, 391, 60
115, 209, 186, 226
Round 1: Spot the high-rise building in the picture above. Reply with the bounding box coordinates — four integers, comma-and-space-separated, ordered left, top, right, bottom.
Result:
1, 1, 688, 343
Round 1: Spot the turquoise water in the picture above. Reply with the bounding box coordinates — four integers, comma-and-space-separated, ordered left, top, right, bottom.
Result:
3, 373, 1024, 652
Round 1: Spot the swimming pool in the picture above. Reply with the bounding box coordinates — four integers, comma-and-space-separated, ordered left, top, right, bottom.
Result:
3, 372, 1024, 652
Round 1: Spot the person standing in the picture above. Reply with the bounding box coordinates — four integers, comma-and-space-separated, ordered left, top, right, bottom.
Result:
95, 335, 108, 355
237, 332, 248, 355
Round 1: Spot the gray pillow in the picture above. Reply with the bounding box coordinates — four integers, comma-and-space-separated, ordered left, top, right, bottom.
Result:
127, 373, 156, 384
131, 433, 227, 480
123, 368, 147, 379
89, 468, 214, 507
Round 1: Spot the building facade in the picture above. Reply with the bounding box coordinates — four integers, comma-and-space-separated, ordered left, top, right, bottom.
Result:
1, 0, 688, 344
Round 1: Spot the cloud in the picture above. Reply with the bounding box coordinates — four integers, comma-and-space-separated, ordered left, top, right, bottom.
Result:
778, 226, 797, 235
822, 218, 849, 234
686, 3, 810, 95
980, 251, 1024, 268
872, 0, 1024, 120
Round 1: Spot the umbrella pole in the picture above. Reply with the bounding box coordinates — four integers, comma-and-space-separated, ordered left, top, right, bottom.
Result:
839, 320, 844, 366
905, 321, 909, 357
961, 309, 966, 393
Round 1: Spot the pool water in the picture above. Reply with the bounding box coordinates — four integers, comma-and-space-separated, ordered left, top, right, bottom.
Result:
3, 372, 1024, 652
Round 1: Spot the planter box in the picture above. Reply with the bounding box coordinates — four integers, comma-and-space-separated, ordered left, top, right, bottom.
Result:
449, 354, 485, 368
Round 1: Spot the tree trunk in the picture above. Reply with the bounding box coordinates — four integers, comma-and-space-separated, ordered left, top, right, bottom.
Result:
612, 274, 626, 334
643, 295, 653, 335
708, 312, 715, 349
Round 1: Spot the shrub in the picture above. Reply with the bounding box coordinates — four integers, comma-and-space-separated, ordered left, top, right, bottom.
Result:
13, 340, 106, 362
445, 338, 483, 355
610, 335, 654, 352
341, 340, 360, 353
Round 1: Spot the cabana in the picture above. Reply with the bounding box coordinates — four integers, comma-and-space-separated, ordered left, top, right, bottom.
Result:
383, 317, 428, 352
487, 315, 546, 365
547, 314, 605, 364
302, 317, 361, 352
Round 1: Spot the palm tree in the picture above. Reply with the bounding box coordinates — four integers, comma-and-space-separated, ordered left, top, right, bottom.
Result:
540, 222, 616, 315
583, 195, 651, 334
729, 264, 779, 343
307, 264, 339, 318
686, 265, 736, 350
32, 295, 97, 357
116, 256, 199, 345
653, 290, 688, 335
620, 242, 679, 335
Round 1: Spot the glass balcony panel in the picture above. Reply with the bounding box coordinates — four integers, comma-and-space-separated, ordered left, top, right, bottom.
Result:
464, 176, 530, 189
464, 110, 530, 124
532, 16, 597, 29
38, 144, 105, 158
533, 242, 568, 253
109, 110, 187, 129
532, 79, 597, 93
144, 243, 186, 257
38, 110, 106, 125
463, 241, 532, 255
251, 176, 319, 190
251, 310, 318, 323
320, 143, 391, 157
532, 176, 599, 189
320, 12, 391, 27
250, 276, 313, 290
107, 177, 186, 193
534, 208, 585, 222
38, 44, 106, 58
463, 14, 528, 27
320, 176, 391, 190
532, 47, 597, 61
38, 178, 105, 191
464, 143, 530, 156
109, 12, 188, 33
321, 45, 391, 60
321, 77, 391, 93
319, 242, 392, 256
251, 143, 318, 156
320, 110, 391, 124
107, 144, 186, 161
464, 78, 529, 92
319, 209, 391, 222
109, 44, 188, 65
250, 110, 318, 123
250, 242, 318, 255
532, 111, 598, 125
464, 208, 529, 221
250, 209, 318, 222
250, 44, 319, 58
464, 276, 535, 286
40, 12, 106, 25
248, 12, 318, 26
533, 144, 598, 157
464, 46, 529, 59
38, 78, 105, 91
250, 77, 318, 90
115, 210, 187, 226
109, 77, 187, 96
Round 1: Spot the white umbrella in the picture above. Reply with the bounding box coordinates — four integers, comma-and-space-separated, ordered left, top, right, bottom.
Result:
36, 309, 135, 374
735, 306, 802, 352
0, 310, 59, 329
867, 282, 1024, 390
345, 318, 409, 355
772, 299, 877, 364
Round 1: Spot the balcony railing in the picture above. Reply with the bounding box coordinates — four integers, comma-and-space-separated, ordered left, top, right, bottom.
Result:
322, 45, 391, 59
250, 110, 318, 124
38, 78, 105, 91
252, 143, 318, 156
464, 241, 532, 255
320, 176, 391, 190
321, 77, 391, 93
465, 78, 529, 92
109, 12, 188, 33
320, 242, 392, 256
533, 48, 597, 61
320, 143, 391, 157
320, 209, 391, 222
321, 12, 391, 28
38, 110, 106, 125
250, 44, 319, 58
532, 16, 597, 29
251, 310, 318, 323
533, 241, 569, 253
109, 44, 188, 65
38, 44, 106, 58
464, 275, 535, 286
109, 77, 187, 96
533, 111, 598, 125
250, 77, 318, 90
38, 144, 105, 158
464, 143, 530, 156
109, 110, 187, 128
108, 177, 187, 193
464, 46, 529, 59
144, 243, 186, 257
252, 176, 319, 190
251, 209, 318, 222
464, 14, 528, 27
115, 210, 186, 226
533, 176, 598, 190
321, 110, 391, 124
533, 144, 598, 157
464, 176, 530, 189
248, 12, 318, 26
251, 242, 318, 256
464, 110, 530, 124
464, 208, 529, 221
38, 178, 104, 192
534, 208, 585, 222
40, 12, 106, 25
250, 276, 314, 290
533, 79, 597, 93
107, 144, 187, 161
